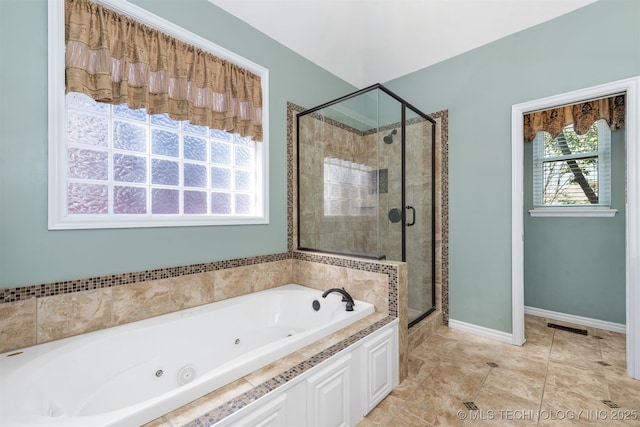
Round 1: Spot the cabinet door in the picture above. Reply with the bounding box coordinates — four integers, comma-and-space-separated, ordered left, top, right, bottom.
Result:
362, 326, 397, 414
306, 354, 352, 427
229, 394, 288, 427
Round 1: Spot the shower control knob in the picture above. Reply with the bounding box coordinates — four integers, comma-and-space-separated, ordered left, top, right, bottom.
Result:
388, 208, 402, 223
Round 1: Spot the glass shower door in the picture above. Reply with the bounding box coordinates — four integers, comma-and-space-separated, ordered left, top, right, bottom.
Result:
405, 110, 436, 325
296, 83, 436, 327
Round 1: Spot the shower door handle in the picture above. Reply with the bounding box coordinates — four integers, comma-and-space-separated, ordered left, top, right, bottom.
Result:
405, 206, 415, 226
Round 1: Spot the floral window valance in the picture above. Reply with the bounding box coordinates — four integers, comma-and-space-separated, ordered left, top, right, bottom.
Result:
523, 94, 625, 142
65, 0, 263, 141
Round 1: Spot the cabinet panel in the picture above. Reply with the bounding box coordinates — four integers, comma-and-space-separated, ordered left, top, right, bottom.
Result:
362, 327, 397, 414
231, 394, 288, 427
306, 354, 352, 427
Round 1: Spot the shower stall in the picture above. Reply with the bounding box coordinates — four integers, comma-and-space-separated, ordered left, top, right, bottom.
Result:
297, 84, 436, 326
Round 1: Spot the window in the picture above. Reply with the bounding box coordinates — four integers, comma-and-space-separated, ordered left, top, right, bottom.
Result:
48, 0, 268, 229
532, 119, 611, 209
323, 158, 376, 217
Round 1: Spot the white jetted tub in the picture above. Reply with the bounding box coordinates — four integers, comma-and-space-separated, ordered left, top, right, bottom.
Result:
0, 284, 374, 427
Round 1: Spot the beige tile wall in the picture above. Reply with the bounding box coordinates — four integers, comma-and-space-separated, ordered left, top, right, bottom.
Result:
0, 260, 292, 353
0, 256, 399, 356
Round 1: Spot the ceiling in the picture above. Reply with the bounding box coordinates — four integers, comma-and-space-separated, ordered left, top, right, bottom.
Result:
208, 0, 597, 88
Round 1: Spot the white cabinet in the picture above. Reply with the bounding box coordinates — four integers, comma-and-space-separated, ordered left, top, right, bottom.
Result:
217, 381, 306, 427
216, 320, 398, 427
361, 327, 398, 414
306, 354, 352, 427
231, 394, 288, 427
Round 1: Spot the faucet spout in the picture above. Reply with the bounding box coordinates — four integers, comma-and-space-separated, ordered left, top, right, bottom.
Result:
322, 288, 355, 311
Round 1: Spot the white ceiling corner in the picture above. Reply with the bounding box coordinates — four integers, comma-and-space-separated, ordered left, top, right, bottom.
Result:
208, 0, 597, 88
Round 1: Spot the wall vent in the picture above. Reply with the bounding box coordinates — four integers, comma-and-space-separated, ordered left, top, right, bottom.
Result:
602, 400, 620, 408
463, 402, 479, 410
547, 323, 588, 335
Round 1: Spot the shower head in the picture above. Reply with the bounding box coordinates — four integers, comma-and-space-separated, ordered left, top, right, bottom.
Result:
383, 129, 397, 144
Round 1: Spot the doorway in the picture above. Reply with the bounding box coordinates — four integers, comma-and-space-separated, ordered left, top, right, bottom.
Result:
511, 76, 640, 379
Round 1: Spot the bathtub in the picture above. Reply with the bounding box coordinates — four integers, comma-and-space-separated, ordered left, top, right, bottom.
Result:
0, 284, 375, 427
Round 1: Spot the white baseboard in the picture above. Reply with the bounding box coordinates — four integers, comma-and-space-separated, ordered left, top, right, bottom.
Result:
524, 306, 626, 334
448, 319, 513, 344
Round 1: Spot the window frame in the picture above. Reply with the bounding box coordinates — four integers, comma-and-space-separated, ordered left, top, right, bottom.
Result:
530, 118, 616, 217
48, 0, 269, 229
529, 122, 618, 218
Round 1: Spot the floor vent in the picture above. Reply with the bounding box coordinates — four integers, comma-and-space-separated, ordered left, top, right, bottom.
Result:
547, 323, 588, 335
463, 402, 479, 410
597, 361, 611, 366
487, 362, 499, 368
602, 400, 620, 408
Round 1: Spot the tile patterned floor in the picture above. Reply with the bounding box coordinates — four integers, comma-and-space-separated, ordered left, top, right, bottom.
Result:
358, 315, 640, 426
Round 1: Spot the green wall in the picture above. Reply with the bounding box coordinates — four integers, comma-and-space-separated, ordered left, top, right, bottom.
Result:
0, 0, 354, 288
385, 0, 640, 332
523, 130, 626, 324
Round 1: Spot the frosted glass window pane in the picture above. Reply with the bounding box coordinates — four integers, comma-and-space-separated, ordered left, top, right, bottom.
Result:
113, 104, 147, 121
67, 148, 108, 180
328, 183, 340, 198
114, 121, 146, 152
235, 193, 253, 215
210, 129, 232, 140
62, 95, 262, 223
233, 134, 251, 144
152, 129, 179, 157
67, 183, 108, 214
211, 192, 231, 214
211, 166, 231, 189
152, 189, 179, 214
211, 142, 231, 165
152, 159, 179, 186
184, 190, 207, 214
234, 170, 252, 191
67, 111, 108, 147
150, 113, 180, 128
114, 186, 147, 214
184, 163, 207, 187
114, 154, 147, 183
66, 92, 109, 114
234, 145, 253, 168
184, 136, 207, 161
183, 122, 208, 135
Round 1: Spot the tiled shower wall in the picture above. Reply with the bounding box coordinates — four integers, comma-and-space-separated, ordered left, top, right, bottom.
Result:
297, 115, 378, 255
291, 101, 449, 328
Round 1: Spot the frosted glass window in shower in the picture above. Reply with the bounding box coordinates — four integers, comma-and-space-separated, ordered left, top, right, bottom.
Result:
323, 158, 376, 217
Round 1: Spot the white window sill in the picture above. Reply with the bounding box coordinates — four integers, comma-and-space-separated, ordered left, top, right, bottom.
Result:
529, 208, 618, 218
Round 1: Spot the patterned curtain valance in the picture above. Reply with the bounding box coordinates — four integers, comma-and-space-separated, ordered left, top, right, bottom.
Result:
523, 94, 625, 142
65, 0, 263, 141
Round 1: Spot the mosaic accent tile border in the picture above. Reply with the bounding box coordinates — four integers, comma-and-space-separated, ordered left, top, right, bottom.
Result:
430, 110, 449, 324
301, 110, 370, 136
0, 252, 290, 304
286, 101, 305, 254
362, 115, 435, 137
183, 316, 395, 427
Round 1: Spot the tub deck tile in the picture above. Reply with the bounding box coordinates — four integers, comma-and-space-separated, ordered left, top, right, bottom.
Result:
180, 315, 395, 427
